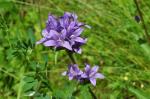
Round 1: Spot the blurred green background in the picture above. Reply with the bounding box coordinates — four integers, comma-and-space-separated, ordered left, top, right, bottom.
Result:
0, 0, 150, 99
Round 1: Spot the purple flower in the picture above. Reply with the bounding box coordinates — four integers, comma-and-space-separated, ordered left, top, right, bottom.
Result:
62, 64, 105, 86
62, 64, 83, 81
36, 12, 88, 54
81, 64, 105, 86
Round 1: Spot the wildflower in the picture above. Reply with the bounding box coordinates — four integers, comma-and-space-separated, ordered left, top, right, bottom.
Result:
62, 64, 83, 81
63, 64, 104, 86
36, 12, 88, 54
81, 64, 105, 86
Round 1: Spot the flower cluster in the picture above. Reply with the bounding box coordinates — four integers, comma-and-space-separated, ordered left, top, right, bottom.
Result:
62, 64, 104, 86
36, 12, 88, 54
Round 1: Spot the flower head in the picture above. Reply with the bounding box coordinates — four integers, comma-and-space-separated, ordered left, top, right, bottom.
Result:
81, 64, 105, 86
36, 12, 88, 54
62, 64, 104, 86
62, 64, 83, 81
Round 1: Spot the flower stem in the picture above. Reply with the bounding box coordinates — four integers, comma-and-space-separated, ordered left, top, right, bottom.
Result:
88, 86, 97, 99
66, 51, 76, 64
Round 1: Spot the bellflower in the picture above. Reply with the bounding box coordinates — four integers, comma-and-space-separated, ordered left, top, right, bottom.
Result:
36, 12, 88, 54
63, 64, 105, 86
81, 64, 105, 86
62, 64, 83, 81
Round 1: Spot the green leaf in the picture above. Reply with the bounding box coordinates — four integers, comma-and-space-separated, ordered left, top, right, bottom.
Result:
78, 85, 92, 99
128, 87, 148, 99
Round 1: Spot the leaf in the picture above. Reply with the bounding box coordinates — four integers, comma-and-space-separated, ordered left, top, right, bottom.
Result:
28, 28, 35, 46
128, 87, 148, 99
23, 76, 35, 83
78, 85, 92, 99
141, 43, 150, 60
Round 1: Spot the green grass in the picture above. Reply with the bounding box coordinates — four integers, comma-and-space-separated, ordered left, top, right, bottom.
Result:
0, 0, 150, 99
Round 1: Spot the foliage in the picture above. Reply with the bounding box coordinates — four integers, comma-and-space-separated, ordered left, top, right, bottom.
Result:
0, 0, 150, 98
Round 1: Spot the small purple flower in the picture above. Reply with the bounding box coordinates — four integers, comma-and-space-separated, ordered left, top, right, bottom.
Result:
36, 12, 88, 54
81, 64, 105, 86
62, 64, 83, 81
62, 64, 105, 86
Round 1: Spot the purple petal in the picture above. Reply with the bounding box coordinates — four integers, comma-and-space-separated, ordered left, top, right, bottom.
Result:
42, 29, 48, 37
94, 73, 105, 79
36, 38, 47, 44
47, 14, 57, 26
74, 48, 82, 54
44, 40, 56, 46
42, 29, 53, 38
62, 41, 72, 50
91, 66, 99, 72
68, 74, 74, 80
75, 37, 86, 43
64, 12, 71, 17
73, 28, 84, 37
78, 22, 84, 27
85, 64, 91, 72
50, 30, 59, 40
81, 73, 88, 78
68, 21, 76, 31
90, 78, 96, 86
72, 13, 78, 19
61, 29, 67, 39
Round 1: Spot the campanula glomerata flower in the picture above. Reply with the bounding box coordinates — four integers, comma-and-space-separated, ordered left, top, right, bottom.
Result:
36, 12, 88, 54
62, 64, 104, 86
81, 64, 105, 86
62, 64, 83, 81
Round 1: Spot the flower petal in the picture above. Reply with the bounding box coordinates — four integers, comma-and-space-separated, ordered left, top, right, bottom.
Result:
90, 78, 96, 86
62, 41, 72, 50
91, 66, 99, 72
73, 28, 84, 37
85, 64, 91, 72
36, 38, 47, 44
68, 21, 76, 31
68, 74, 74, 80
42, 29, 48, 37
81, 73, 88, 78
94, 73, 105, 79
74, 48, 82, 54
50, 30, 59, 40
44, 40, 56, 46
61, 29, 67, 39
75, 37, 86, 43
72, 13, 78, 20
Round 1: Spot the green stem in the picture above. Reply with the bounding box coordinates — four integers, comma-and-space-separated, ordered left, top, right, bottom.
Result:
88, 86, 97, 99
66, 51, 76, 64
